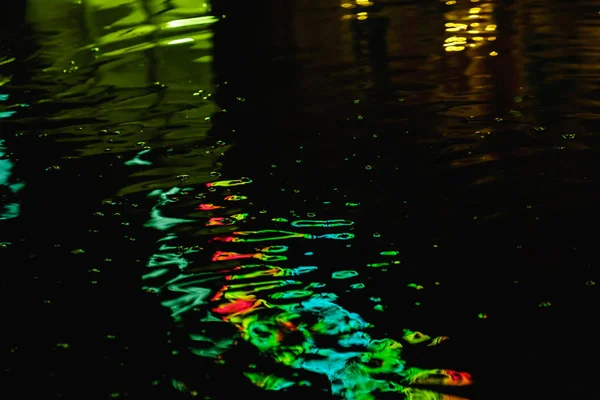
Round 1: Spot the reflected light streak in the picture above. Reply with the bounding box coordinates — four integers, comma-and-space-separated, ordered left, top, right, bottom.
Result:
167, 38, 194, 45
164, 16, 218, 29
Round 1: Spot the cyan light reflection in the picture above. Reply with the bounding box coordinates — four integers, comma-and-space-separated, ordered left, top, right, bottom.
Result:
0, 139, 24, 221
0, 111, 17, 119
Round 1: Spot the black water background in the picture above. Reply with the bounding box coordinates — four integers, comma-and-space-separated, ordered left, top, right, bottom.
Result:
2, 1, 600, 399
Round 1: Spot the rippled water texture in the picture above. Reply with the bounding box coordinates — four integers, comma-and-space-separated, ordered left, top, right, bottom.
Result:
2, 1, 600, 399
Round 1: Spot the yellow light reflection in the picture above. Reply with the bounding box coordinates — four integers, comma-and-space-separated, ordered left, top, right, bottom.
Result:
441, 0, 497, 54
488, 37, 497, 41
445, 23, 468, 32
445, 46, 465, 52
445, 36, 468, 44
446, 0, 457, 4
490, 51, 498, 56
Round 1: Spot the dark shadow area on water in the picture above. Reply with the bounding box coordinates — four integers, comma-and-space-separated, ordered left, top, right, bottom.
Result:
2, 1, 600, 400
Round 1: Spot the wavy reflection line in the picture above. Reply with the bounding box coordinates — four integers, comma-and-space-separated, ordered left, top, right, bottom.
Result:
0, 139, 24, 221
143, 179, 472, 399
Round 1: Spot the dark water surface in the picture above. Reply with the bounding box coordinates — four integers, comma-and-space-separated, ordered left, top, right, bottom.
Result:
2, 0, 600, 399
